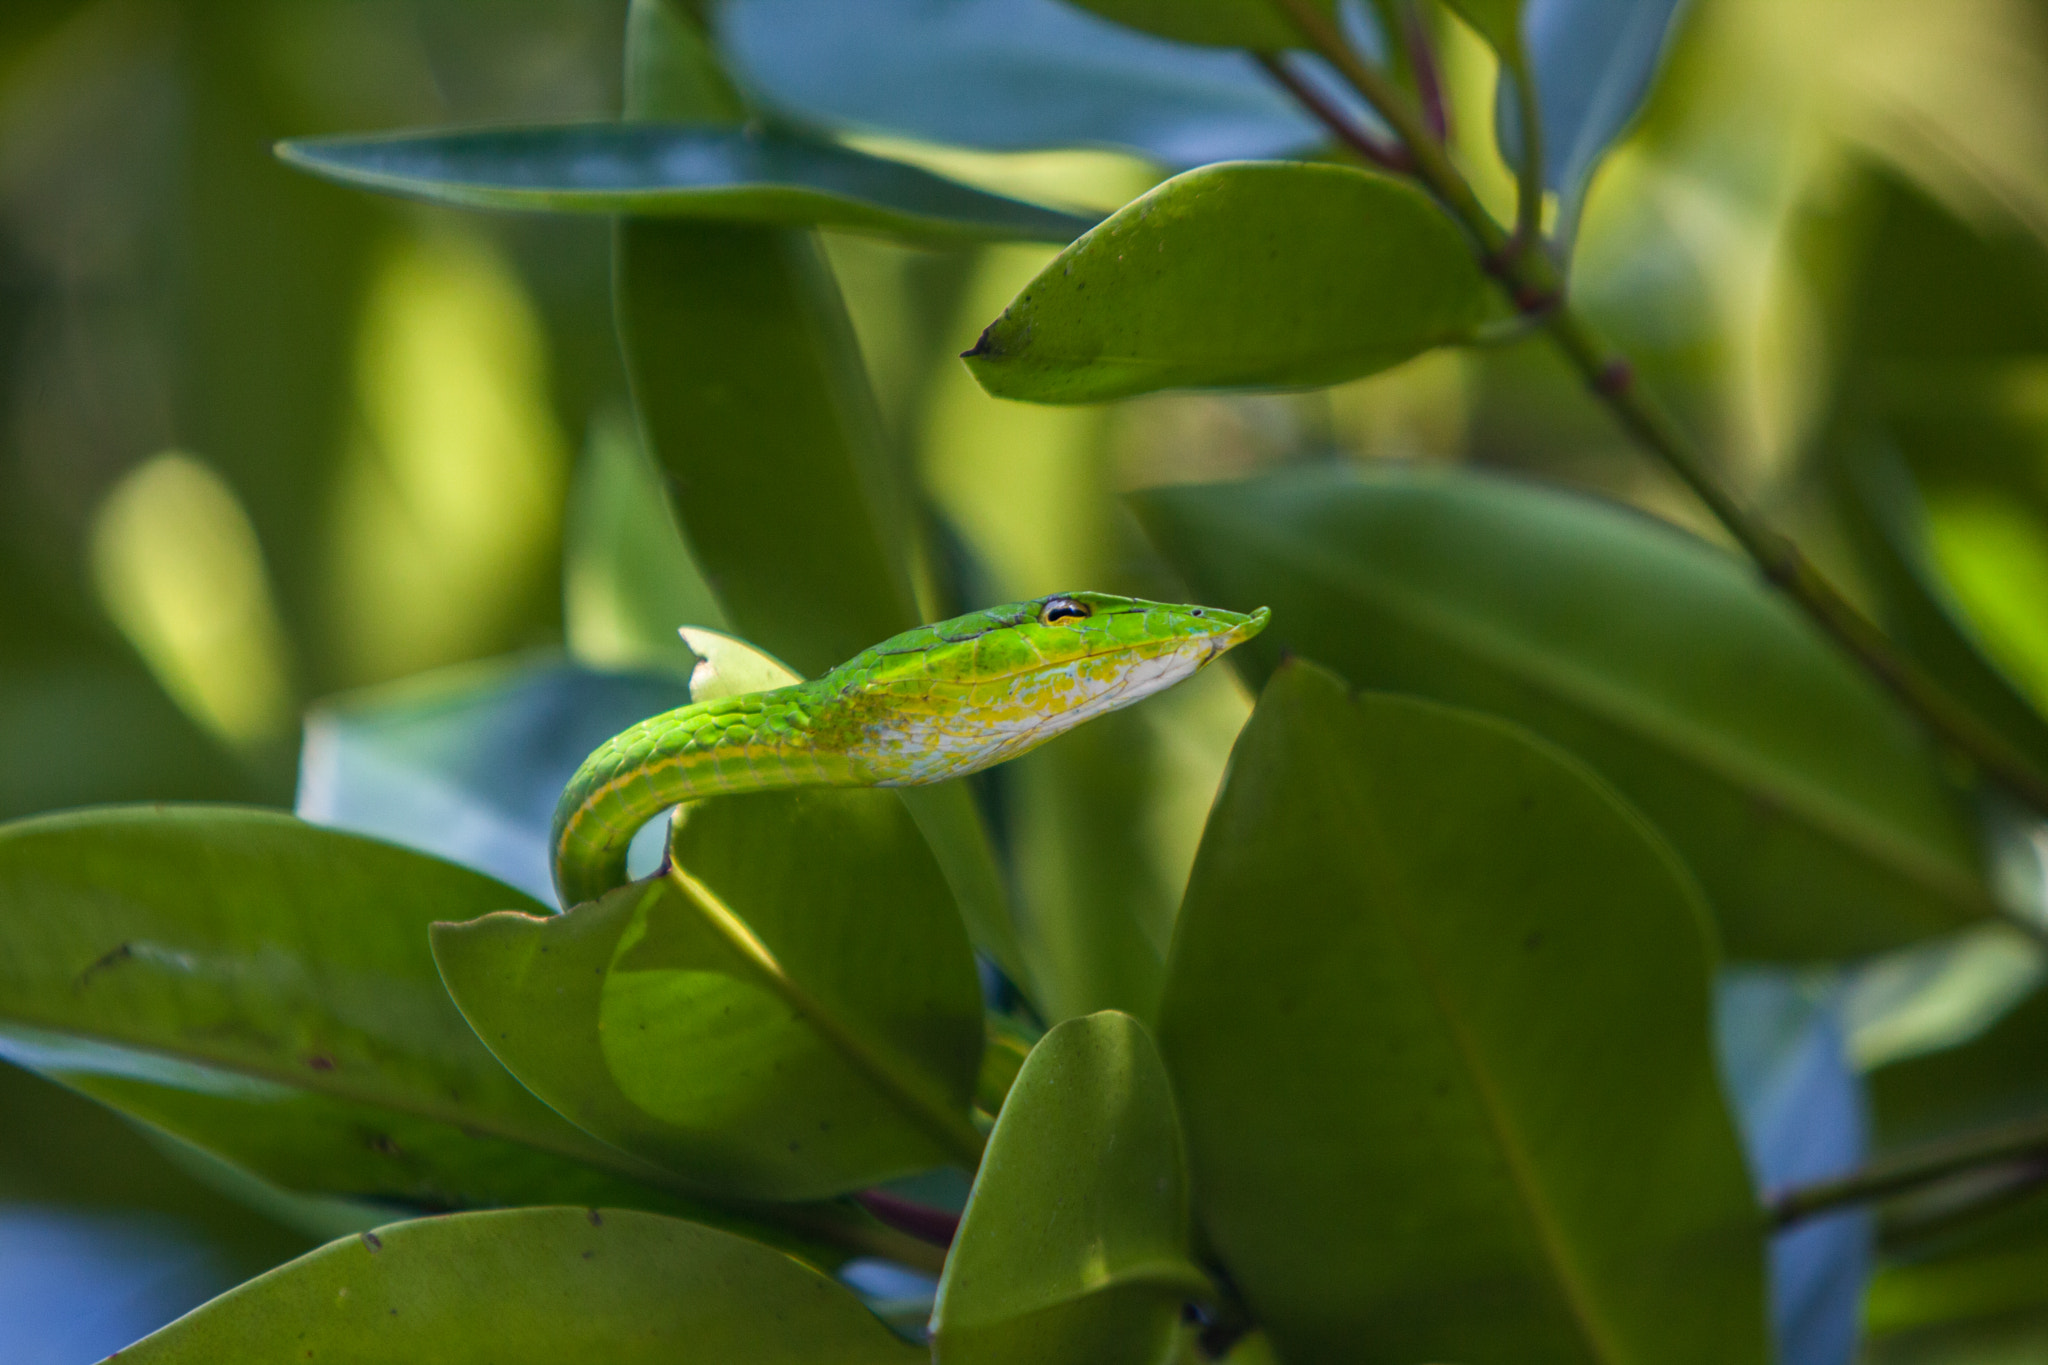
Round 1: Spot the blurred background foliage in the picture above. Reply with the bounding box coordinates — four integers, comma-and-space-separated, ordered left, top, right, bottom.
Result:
6, 0, 2048, 1359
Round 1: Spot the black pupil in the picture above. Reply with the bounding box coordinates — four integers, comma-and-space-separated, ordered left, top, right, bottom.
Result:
1043, 598, 1089, 622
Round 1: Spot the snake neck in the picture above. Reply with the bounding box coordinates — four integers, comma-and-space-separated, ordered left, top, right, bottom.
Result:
549, 684, 857, 907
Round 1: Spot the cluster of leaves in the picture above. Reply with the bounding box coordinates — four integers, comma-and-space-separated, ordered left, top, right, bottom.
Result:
7, 1, 2048, 1363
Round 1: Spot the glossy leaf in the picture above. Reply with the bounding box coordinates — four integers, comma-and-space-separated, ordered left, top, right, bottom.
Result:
1496, 0, 1691, 244
299, 659, 692, 906
111, 1207, 923, 1364
716, 0, 1323, 168
433, 787, 985, 1201
1716, 972, 1870, 1365
933, 1011, 1208, 1365
1157, 663, 1767, 1364
0, 808, 753, 1223
616, 221, 918, 678
278, 124, 1097, 245
1135, 465, 1993, 960
965, 161, 1487, 404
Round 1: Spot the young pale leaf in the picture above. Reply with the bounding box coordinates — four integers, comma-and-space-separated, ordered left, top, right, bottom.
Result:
433, 788, 985, 1201
1496, 0, 1691, 244
1058, 0, 1329, 50
933, 1010, 1209, 1365
965, 161, 1487, 404
276, 124, 1096, 245
716, 0, 1322, 168
110, 1207, 923, 1364
1135, 465, 1993, 961
0, 808, 779, 1229
1158, 663, 1768, 1365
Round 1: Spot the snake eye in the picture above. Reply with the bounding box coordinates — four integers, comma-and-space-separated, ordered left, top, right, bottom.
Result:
1039, 596, 1092, 625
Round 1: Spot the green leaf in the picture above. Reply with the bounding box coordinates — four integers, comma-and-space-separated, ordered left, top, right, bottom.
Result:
276, 124, 1098, 246
1058, 0, 1329, 50
1157, 662, 1767, 1365
615, 221, 917, 678
1870, 978, 2048, 1154
1135, 464, 1993, 960
933, 1011, 1208, 1365
965, 161, 1487, 404
0, 807, 785, 1229
433, 788, 985, 1201
111, 1206, 923, 1364
716, 0, 1326, 167
1864, 1183, 2048, 1344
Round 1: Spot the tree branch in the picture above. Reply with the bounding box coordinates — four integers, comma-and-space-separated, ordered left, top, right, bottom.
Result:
1769, 1112, 2048, 1230
1264, 0, 2048, 830
1256, 53, 1410, 173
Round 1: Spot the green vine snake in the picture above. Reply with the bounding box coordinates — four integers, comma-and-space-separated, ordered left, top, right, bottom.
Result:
550, 591, 1270, 907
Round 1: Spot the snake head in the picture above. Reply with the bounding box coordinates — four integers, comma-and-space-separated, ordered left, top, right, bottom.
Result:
839, 591, 1272, 784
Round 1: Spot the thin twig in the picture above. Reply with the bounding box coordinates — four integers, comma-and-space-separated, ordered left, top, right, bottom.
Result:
1769, 1112, 2048, 1230
1256, 53, 1411, 173
1400, 2, 1450, 142
855, 1189, 960, 1249
1508, 58, 1545, 251
1264, 0, 2048, 829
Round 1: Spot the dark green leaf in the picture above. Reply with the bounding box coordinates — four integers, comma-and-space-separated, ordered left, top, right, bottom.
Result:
0, 807, 804, 1231
1864, 1186, 2048, 1346
933, 1010, 1207, 1365
433, 788, 985, 1201
1135, 465, 1993, 960
965, 162, 1487, 404
1870, 979, 2048, 1154
277, 124, 1097, 245
111, 1207, 923, 1364
1158, 663, 1767, 1364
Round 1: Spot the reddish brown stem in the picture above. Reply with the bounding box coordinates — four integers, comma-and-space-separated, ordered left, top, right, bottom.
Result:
855, 1189, 960, 1249
1255, 53, 1412, 174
